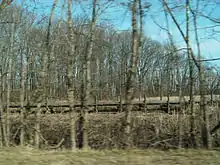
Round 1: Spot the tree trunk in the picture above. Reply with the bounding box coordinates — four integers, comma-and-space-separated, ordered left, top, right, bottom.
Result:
190, 1, 211, 149
35, 103, 40, 148
34, 0, 57, 148
124, 0, 139, 148
163, 1, 184, 147
6, 11, 16, 146
0, 64, 6, 147
20, 0, 26, 146
20, 44, 26, 146
81, 0, 97, 149
162, 0, 207, 148
186, 0, 196, 148
67, 0, 76, 150
138, 0, 143, 101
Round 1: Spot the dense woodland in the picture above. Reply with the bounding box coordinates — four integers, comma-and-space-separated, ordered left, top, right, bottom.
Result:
0, 0, 220, 150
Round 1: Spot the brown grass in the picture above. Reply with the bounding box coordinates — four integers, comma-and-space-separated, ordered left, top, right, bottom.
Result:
0, 147, 220, 165
8, 104, 220, 149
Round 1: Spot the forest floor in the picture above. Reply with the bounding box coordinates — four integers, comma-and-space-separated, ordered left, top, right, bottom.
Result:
0, 147, 220, 165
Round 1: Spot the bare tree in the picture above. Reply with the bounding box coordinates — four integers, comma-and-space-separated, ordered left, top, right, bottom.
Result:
162, 0, 185, 148
80, 0, 97, 149
162, 0, 211, 149
190, 0, 211, 149
34, 0, 57, 148
19, 42, 26, 146
0, 57, 6, 147
19, 0, 26, 147
66, 0, 76, 150
0, 0, 219, 150
124, 0, 139, 148
186, 0, 196, 148
137, 0, 143, 101
5, 5, 16, 146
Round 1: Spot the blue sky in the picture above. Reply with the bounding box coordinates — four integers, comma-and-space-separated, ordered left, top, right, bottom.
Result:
16, 0, 220, 66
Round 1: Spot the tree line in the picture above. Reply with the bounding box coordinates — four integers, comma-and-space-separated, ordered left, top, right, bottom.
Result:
0, 0, 220, 149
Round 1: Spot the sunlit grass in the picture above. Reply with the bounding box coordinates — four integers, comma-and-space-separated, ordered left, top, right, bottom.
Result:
0, 147, 219, 165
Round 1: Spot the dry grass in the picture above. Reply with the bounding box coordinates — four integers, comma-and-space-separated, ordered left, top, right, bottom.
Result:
9, 107, 220, 149
0, 147, 220, 165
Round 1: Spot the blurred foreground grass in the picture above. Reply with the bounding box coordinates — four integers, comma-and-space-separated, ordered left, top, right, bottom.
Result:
0, 147, 220, 165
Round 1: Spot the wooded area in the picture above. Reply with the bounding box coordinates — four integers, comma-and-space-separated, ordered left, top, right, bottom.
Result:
1, 0, 220, 150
